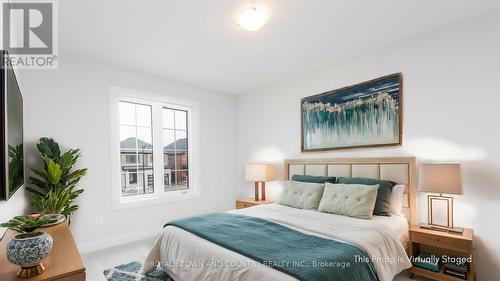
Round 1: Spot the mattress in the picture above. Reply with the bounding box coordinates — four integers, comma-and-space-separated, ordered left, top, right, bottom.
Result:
144, 204, 411, 281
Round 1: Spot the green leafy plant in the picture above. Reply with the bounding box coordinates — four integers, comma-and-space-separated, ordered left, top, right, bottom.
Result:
26, 138, 87, 221
0, 216, 52, 234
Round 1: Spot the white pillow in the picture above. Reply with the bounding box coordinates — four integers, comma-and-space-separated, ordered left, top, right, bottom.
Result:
318, 183, 379, 219
390, 184, 406, 216
277, 181, 325, 210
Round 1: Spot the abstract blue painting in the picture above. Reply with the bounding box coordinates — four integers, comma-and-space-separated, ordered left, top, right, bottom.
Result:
301, 73, 402, 151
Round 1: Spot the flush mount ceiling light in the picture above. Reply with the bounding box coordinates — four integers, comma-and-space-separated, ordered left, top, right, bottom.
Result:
237, 5, 270, 31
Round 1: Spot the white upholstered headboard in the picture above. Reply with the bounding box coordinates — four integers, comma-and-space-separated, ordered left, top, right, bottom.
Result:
284, 157, 417, 226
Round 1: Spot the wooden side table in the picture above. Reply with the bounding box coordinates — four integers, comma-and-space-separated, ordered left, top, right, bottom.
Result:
0, 222, 85, 281
408, 225, 475, 281
236, 198, 274, 209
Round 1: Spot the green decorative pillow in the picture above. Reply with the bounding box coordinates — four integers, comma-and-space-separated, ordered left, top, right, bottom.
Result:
337, 177, 396, 216
291, 175, 336, 184
318, 183, 379, 219
278, 181, 325, 210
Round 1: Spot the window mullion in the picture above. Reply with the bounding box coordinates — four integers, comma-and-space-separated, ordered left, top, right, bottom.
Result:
134, 104, 142, 195
152, 102, 164, 195
173, 111, 177, 188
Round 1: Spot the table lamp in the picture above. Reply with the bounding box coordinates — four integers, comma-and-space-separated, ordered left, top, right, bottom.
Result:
419, 164, 464, 234
244, 164, 275, 201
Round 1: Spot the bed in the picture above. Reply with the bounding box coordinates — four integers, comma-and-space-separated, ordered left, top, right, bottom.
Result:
144, 157, 417, 281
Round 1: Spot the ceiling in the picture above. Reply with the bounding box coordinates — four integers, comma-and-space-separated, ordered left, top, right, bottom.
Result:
60, 0, 500, 94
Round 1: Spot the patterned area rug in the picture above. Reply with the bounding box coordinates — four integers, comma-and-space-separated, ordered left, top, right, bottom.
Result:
103, 261, 173, 281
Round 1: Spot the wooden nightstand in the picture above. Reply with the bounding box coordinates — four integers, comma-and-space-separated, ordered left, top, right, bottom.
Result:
0, 222, 85, 281
408, 226, 475, 281
236, 198, 274, 209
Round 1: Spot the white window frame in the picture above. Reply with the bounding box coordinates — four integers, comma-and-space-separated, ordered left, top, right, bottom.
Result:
109, 86, 201, 209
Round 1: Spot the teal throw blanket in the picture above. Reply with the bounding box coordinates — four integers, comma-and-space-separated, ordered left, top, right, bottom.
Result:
165, 213, 378, 281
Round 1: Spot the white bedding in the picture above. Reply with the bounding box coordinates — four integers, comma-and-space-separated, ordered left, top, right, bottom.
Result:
144, 204, 411, 281
371, 214, 409, 246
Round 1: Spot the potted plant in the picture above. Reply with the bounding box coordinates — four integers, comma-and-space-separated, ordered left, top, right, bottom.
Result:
0, 216, 54, 278
26, 138, 87, 223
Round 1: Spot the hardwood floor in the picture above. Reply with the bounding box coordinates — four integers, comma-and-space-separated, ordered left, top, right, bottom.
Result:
82, 238, 431, 281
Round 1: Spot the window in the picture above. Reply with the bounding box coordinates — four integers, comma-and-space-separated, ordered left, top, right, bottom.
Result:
163, 108, 189, 191
110, 86, 199, 209
119, 101, 154, 196
125, 155, 137, 164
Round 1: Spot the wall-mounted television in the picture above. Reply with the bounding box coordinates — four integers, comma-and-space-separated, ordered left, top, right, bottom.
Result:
0, 51, 24, 200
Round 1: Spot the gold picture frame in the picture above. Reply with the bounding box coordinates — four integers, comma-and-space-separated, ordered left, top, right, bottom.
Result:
428, 195, 454, 228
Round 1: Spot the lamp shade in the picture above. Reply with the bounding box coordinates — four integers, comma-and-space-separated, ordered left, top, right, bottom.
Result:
244, 164, 276, 182
419, 164, 463, 195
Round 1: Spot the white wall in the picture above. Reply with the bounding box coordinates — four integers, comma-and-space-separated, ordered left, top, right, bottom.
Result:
0, 189, 29, 236
15, 57, 237, 253
237, 13, 500, 280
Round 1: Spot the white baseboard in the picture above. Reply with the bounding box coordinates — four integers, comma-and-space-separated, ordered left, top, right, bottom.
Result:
77, 227, 160, 255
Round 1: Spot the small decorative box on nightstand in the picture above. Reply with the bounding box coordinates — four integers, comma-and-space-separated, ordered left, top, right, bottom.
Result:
408, 226, 475, 281
236, 198, 274, 209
